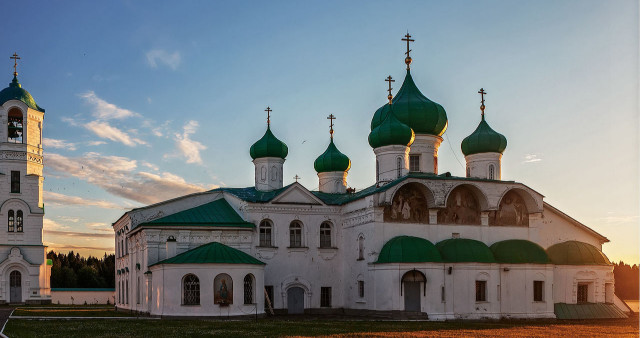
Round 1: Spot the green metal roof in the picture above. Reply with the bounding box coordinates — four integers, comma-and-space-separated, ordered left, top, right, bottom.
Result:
249, 126, 288, 159
461, 116, 507, 156
151, 242, 265, 266
371, 70, 447, 136
368, 104, 415, 148
490, 240, 550, 264
554, 303, 627, 319
376, 236, 442, 264
436, 238, 496, 263
0, 75, 45, 112
547, 241, 611, 265
314, 139, 351, 173
140, 198, 254, 228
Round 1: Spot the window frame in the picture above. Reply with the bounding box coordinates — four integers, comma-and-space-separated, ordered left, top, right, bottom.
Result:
259, 220, 273, 247
16, 210, 23, 232
7, 210, 14, 232
320, 287, 332, 308
10, 171, 20, 193
243, 274, 254, 305
396, 157, 402, 178
475, 280, 487, 302
533, 280, 544, 302
289, 221, 303, 248
319, 222, 332, 248
409, 155, 420, 172
182, 274, 201, 306
358, 280, 365, 298
489, 164, 495, 180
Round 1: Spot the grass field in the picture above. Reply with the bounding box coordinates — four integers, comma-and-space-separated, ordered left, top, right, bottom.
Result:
11, 307, 135, 318
3, 315, 638, 337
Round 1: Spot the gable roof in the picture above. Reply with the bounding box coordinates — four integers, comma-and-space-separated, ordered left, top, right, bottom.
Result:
150, 242, 265, 266
543, 202, 609, 243
139, 198, 254, 228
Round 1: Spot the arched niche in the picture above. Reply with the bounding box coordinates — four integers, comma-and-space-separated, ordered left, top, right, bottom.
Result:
490, 189, 530, 226
383, 182, 434, 224
438, 184, 485, 225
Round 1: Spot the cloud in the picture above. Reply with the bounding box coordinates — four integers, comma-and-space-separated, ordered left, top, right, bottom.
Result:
87, 140, 107, 146
45, 242, 114, 253
43, 138, 77, 151
85, 121, 147, 147
165, 120, 206, 164
80, 91, 140, 120
523, 154, 542, 163
43, 218, 70, 231
44, 191, 124, 209
146, 49, 181, 70
46, 152, 212, 205
44, 230, 113, 238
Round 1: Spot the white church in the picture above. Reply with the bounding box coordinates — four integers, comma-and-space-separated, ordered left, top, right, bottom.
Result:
0, 56, 51, 304
111, 36, 629, 319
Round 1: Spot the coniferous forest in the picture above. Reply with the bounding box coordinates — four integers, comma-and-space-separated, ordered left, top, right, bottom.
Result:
46, 251, 638, 300
47, 251, 115, 288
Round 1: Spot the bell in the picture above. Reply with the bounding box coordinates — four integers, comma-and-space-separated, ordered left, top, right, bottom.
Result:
7, 122, 22, 139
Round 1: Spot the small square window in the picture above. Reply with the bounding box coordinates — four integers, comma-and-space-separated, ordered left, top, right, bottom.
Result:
321, 287, 332, 307
475, 280, 487, 302
409, 155, 420, 172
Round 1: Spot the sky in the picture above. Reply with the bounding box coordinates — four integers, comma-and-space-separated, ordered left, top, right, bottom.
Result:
1, 1, 637, 263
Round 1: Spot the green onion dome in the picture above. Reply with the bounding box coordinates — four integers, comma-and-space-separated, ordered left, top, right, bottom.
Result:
368, 104, 415, 149
314, 139, 351, 173
376, 236, 442, 263
547, 241, 611, 265
436, 238, 496, 263
0, 75, 45, 112
490, 240, 550, 264
461, 115, 507, 156
371, 71, 447, 136
249, 126, 288, 160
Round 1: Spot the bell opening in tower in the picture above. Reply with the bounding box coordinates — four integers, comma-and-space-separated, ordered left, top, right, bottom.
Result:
7, 108, 23, 143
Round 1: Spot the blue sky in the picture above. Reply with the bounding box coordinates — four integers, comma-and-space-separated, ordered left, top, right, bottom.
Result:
2, 1, 637, 262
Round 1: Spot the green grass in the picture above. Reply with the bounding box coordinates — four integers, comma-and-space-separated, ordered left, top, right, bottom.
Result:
3, 317, 638, 338
12, 307, 136, 317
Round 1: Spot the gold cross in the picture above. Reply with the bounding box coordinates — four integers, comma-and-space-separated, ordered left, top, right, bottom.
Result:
327, 114, 336, 139
385, 75, 395, 103
401, 33, 414, 70
294, 175, 301, 182
10, 53, 20, 76
265, 106, 272, 126
478, 88, 486, 117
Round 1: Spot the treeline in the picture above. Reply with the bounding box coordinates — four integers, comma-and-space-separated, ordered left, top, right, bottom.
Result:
47, 251, 115, 288
614, 261, 639, 300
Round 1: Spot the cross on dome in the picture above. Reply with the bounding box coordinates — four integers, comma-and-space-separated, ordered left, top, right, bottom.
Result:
265, 106, 272, 126
401, 33, 414, 70
327, 114, 336, 139
478, 88, 486, 117
385, 75, 395, 103
10, 53, 20, 76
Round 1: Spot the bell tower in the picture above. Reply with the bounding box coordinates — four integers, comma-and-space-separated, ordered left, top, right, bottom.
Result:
0, 53, 50, 304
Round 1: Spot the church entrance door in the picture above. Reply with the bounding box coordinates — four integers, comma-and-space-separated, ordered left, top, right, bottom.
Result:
404, 281, 421, 312
287, 287, 304, 314
9, 270, 21, 303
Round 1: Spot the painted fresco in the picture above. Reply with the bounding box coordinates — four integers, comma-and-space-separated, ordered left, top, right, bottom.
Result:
437, 186, 480, 225
490, 190, 529, 226
214, 273, 233, 305
383, 184, 430, 223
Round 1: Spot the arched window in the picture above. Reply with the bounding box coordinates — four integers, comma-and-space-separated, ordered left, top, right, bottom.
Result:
7, 210, 14, 232
357, 235, 364, 260
396, 157, 402, 178
7, 108, 23, 143
244, 274, 254, 304
259, 220, 273, 247
489, 164, 495, 180
261, 166, 267, 181
319, 222, 332, 248
183, 274, 200, 305
376, 160, 379, 182
271, 166, 277, 181
16, 210, 23, 232
289, 221, 303, 247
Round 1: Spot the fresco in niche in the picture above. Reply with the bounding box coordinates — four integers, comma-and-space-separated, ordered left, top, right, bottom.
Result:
214, 273, 233, 305
383, 184, 430, 223
490, 190, 529, 226
437, 186, 480, 225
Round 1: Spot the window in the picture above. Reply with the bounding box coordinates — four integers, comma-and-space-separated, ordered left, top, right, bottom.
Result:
183, 274, 200, 305
264, 285, 274, 311
10, 171, 20, 193
7, 210, 14, 232
441, 286, 445, 302
126, 279, 129, 304
396, 157, 402, 178
409, 155, 420, 172
319, 222, 331, 248
244, 274, 254, 304
489, 164, 495, 180
358, 281, 365, 298
533, 281, 544, 302
577, 283, 589, 303
137, 277, 141, 304
466, 167, 470, 177
475, 280, 487, 302
121, 240, 124, 256
320, 287, 332, 307
376, 160, 379, 182
16, 210, 23, 232
259, 220, 273, 247
357, 236, 364, 260
7, 108, 23, 143
289, 221, 302, 247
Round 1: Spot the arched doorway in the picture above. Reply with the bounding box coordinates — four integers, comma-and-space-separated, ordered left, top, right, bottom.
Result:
10, 270, 21, 303
287, 287, 304, 314
402, 270, 426, 312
